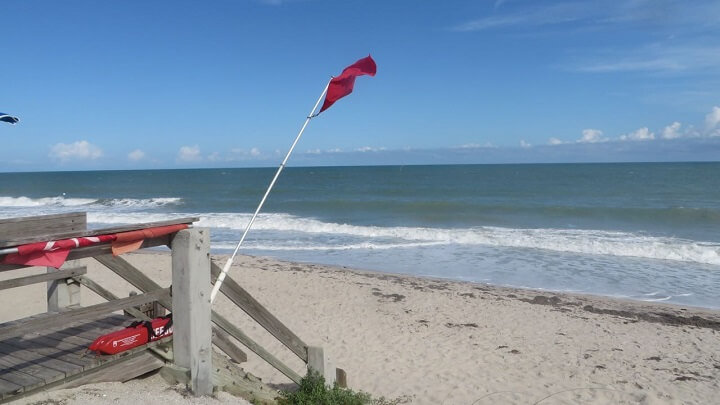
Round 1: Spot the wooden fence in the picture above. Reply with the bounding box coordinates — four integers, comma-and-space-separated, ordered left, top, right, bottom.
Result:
0, 212, 343, 402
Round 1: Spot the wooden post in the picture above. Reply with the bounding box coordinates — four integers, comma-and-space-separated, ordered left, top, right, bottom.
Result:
307, 346, 335, 387
47, 260, 82, 312
335, 368, 347, 388
171, 228, 213, 396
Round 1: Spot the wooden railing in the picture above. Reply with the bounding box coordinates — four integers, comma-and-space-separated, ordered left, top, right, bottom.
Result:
0, 212, 344, 398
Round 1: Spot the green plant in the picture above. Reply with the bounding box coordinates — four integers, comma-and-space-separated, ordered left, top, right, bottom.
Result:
277, 371, 372, 405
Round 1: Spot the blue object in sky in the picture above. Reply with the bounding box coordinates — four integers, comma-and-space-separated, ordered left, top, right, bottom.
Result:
0, 113, 19, 124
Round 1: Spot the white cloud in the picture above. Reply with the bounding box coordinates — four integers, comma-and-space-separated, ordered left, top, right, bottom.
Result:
178, 145, 201, 162
460, 142, 496, 149
578, 129, 606, 143
454, 1, 720, 35
452, 3, 591, 31
229, 147, 264, 159
306, 148, 343, 155
128, 149, 145, 161
620, 127, 655, 141
548, 137, 565, 145
706, 106, 720, 130
355, 146, 387, 152
520, 140, 531, 148
49, 140, 103, 162
662, 122, 683, 139
572, 44, 720, 74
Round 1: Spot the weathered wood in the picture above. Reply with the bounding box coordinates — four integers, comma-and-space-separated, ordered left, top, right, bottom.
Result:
8, 317, 128, 373
95, 254, 169, 296
0, 288, 170, 341
0, 216, 198, 248
2, 334, 94, 368
335, 368, 347, 388
159, 349, 279, 405
0, 267, 86, 291
0, 363, 44, 395
95, 253, 287, 382
0, 352, 66, 385
212, 328, 248, 364
0, 212, 86, 247
212, 312, 302, 385
0, 376, 22, 400
0, 235, 172, 273
73, 275, 151, 321
62, 351, 165, 389
308, 346, 335, 387
0, 314, 168, 401
0, 336, 88, 376
211, 261, 308, 362
171, 228, 213, 396
47, 262, 83, 312
7, 349, 165, 402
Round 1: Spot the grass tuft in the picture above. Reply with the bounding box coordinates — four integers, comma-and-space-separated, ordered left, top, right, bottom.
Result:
276, 371, 411, 405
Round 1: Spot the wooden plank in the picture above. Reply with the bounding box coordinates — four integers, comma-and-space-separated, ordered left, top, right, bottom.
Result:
308, 346, 335, 386
6, 349, 164, 402
0, 267, 87, 291
0, 339, 86, 376
0, 357, 48, 393
0, 315, 135, 396
0, 367, 43, 395
212, 311, 302, 385
212, 328, 248, 364
94, 254, 252, 373
336, 368, 347, 388
0, 236, 172, 273
94, 254, 169, 296
73, 275, 151, 321
171, 228, 213, 396
0, 315, 142, 394
0, 289, 170, 340
47, 263, 83, 312
211, 261, 308, 362
159, 349, 279, 404
3, 321, 115, 368
0, 376, 22, 400
0, 353, 65, 385
0, 216, 198, 248
63, 350, 164, 388
2, 334, 96, 368
0, 212, 86, 245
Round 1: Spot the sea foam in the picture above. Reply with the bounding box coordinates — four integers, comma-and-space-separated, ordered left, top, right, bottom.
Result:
0, 196, 182, 209
0, 196, 97, 207
88, 211, 720, 266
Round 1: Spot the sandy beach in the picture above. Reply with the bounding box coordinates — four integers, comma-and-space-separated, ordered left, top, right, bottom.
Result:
2, 251, 719, 404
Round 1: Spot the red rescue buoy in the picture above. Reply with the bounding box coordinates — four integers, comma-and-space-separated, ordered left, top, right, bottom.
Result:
89, 315, 173, 355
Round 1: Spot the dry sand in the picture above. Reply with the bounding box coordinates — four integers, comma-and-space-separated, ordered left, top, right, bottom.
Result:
2, 251, 719, 404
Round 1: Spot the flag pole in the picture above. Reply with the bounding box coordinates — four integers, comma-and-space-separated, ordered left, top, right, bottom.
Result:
210, 78, 332, 303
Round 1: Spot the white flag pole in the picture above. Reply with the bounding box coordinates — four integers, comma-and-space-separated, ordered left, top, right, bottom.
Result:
210, 78, 332, 303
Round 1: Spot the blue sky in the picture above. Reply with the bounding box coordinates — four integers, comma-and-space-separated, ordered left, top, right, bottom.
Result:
1, 0, 719, 171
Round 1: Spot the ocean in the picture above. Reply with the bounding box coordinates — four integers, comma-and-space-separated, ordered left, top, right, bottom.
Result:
1, 163, 719, 309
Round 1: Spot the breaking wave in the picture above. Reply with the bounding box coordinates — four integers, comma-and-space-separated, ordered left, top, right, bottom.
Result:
0, 196, 97, 207
97, 198, 183, 208
88, 212, 720, 266
0, 196, 182, 209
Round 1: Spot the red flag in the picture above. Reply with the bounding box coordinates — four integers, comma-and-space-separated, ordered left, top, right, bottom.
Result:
111, 224, 188, 255
319, 55, 377, 113
2, 235, 116, 268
